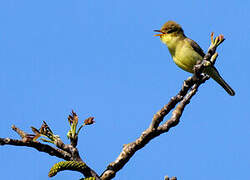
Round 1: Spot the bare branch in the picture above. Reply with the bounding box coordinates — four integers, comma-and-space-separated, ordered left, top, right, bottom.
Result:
165, 176, 177, 180
0, 137, 72, 160
100, 75, 208, 180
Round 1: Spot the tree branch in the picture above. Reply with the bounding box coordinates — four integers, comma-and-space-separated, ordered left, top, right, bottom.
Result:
0, 137, 72, 160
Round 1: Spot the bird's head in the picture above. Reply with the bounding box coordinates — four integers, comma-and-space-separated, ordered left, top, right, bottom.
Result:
154, 21, 185, 45
154, 21, 184, 38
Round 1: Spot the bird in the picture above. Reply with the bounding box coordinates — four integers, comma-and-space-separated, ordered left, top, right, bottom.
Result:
154, 21, 235, 96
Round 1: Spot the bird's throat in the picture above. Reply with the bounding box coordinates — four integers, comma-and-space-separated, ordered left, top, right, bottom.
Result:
160, 33, 185, 56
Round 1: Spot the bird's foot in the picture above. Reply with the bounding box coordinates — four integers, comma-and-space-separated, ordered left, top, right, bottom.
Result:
203, 60, 212, 67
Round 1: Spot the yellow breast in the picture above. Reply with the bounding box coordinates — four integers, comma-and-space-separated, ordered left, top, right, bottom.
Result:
161, 35, 203, 73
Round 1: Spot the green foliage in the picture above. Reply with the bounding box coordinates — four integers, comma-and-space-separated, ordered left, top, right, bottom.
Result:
48, 161, 88, 178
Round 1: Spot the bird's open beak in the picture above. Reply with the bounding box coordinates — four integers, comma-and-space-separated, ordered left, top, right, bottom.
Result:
154, 30, 165, 37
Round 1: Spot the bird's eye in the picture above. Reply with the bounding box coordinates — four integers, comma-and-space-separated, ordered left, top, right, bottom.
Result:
167, 29, 176, 33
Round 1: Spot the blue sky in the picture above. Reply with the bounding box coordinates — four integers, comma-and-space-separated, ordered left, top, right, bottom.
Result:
0, 1, 249, 179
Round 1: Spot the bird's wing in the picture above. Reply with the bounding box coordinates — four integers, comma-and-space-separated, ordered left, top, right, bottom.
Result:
186, 38, 205, 57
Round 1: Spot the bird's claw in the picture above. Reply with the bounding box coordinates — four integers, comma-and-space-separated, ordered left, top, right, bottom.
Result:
203, 60, 212, 67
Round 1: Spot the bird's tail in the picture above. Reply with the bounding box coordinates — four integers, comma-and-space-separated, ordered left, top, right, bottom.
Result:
204, 67, 235, 96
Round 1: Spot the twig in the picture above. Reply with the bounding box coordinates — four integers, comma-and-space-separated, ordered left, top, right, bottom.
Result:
165, 176, 177, 180
0, 137, 72, 160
